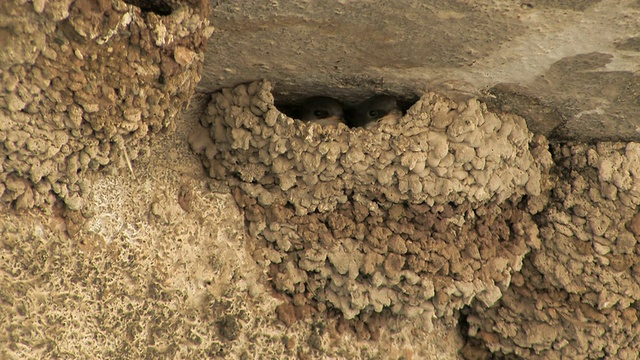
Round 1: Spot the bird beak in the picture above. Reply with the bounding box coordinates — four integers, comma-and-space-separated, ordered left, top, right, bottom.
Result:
364, 109, 403, 129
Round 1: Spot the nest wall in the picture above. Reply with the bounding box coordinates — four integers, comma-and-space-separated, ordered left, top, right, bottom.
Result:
192, 80, 553, 324
196, 82, 640, 358
0, 0, 212, 211
466, 142, 640, 359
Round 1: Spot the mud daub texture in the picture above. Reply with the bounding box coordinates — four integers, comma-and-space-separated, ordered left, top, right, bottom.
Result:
467, 142, 640, 359
0, 0, 212, 211
192, 80, 553, 325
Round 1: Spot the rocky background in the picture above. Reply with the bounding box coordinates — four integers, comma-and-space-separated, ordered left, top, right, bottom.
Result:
2, 0, 640, 359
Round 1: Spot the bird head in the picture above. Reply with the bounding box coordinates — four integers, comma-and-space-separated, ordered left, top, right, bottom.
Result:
349, 95, 402, 128
299, 96, 345, 126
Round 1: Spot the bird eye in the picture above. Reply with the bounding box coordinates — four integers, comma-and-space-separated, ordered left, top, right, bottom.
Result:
314, 110, 330, 118
368, 110, 380, 118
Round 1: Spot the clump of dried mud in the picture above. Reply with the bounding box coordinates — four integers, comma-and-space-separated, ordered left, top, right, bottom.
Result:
193, 80, 640, 358
192, 80, 554, 327
0, 0, 212, 211
465, 142, 640, 359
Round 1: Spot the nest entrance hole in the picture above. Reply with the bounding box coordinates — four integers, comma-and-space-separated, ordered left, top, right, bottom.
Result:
273, 91, 420, 127
123, 0, 173, 15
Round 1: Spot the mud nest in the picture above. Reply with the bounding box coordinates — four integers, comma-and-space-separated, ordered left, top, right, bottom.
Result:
466, 142, 640, 359
0, 0, 212, 211
191, 80, 553, 325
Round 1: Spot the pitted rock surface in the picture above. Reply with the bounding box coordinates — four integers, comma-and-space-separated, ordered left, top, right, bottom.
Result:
0, 0, 212, 211
193, 80, 552, 323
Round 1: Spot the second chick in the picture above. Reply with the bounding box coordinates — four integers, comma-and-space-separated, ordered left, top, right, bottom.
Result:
348, 95, 402, 129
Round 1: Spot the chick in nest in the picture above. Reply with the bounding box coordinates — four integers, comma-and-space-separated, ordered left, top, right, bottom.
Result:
299, 96, 346, 126
348, 95, 402, 128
